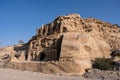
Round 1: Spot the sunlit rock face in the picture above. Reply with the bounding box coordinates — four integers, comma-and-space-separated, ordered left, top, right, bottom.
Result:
1, 14, 120, 75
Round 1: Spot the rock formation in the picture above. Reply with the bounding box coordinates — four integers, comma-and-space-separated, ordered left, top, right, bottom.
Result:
0, 14, 120, 75
27, 13, 120, 61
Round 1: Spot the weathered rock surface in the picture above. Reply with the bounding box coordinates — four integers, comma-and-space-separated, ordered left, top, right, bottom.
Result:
0, 14, 120, 75
83, 69, 120, 80
0, 44, 28, 62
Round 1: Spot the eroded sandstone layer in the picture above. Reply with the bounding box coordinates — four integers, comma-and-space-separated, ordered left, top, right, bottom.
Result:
0, 14, 120, 75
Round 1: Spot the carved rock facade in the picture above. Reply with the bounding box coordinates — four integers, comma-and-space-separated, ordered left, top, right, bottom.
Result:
1, 14, 120, 75
23, 14, 120, 74
27, 14, 120, 62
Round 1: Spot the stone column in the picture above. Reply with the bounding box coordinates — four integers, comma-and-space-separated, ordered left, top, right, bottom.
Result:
44, 25, 49, 36
50, 23, 54, 34
60, 22, 63, 33
40, 25, 44, 36
27, 51, 32, 61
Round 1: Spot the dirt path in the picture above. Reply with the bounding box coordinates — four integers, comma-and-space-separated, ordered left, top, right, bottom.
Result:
0, 68, 92, 80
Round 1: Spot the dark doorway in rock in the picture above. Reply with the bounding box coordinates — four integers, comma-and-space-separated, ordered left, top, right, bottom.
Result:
57, 35, 63, 61
25, 53, 28, 60
40, 52, 45, 61
63, 27, 67, 32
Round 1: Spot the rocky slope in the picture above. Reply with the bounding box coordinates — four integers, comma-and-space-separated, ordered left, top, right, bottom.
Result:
0, 14, 120, 75
83, 69, 120, 80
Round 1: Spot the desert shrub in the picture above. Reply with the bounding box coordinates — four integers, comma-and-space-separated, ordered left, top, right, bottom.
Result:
92, 58, 114, 70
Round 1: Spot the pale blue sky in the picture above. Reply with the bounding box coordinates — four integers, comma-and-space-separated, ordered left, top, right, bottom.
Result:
0, 0, 120, 46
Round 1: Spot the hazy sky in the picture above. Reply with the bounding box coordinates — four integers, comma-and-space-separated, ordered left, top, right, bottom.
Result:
0, 0, 120, 46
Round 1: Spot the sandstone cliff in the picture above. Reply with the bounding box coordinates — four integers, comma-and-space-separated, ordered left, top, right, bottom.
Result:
28, 14, 120, 61
0, 14, 120, 75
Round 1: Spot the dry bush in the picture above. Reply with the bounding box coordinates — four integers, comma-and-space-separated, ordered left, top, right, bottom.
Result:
92, 58, 114, 70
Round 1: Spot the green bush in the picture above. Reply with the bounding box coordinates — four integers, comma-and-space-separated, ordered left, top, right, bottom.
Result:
92, 58, 114, 70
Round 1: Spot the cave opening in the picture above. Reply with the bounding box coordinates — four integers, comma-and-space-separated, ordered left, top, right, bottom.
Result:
40, 52, 45, 61
62, 27, 67, 32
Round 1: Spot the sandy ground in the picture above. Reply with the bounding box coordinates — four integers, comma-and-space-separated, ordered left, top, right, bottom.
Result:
0, 68, 93, 80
